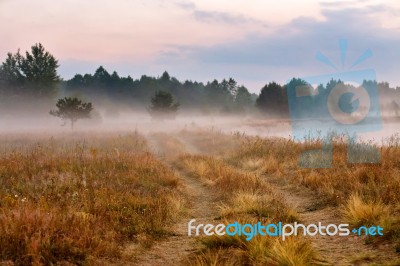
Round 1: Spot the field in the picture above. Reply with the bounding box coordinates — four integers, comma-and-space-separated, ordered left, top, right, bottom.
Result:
0, 127, 399, 265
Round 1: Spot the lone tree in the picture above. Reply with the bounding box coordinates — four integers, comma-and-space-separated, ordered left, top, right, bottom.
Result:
149, 90, 179, 119
50, 97, 93, 129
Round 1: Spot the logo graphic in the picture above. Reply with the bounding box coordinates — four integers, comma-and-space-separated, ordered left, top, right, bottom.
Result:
287, 39, 382, 168
188, 220, 384, 241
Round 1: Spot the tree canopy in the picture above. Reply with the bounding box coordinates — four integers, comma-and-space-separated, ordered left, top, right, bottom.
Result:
256, 82, 289, 118
50, 97, 93, 129
149, 91, 179, 119
0, 43, 59, 97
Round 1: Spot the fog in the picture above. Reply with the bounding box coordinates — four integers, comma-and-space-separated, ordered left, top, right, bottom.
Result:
0, 109, 399, 146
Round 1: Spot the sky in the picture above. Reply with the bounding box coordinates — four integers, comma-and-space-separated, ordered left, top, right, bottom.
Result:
0, 0, 399, 92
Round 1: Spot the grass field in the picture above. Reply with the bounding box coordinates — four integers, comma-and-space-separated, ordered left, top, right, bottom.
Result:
0, 129, 399, 265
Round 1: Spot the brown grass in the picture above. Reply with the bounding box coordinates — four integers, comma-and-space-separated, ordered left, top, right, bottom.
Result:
227, 133, 400, 251
192, 226, 316, 266
176, 153, 317, 265
178, 129, 243, 155
0, 132, 186, 265
2, 129, 400, 264
342, 194, 389, 227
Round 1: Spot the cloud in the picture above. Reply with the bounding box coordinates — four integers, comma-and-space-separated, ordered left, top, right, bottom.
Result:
176, 1, 196, 10
164, 5, 400, 66
320, 0, 367, 8
193, 10, 253, 24
157, 3, 400, 88
320, 0, 372, 8
176, 0, 267, 26
365, 4, 400, 16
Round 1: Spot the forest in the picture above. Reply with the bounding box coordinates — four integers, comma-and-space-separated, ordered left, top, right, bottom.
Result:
1, 43, 399, 118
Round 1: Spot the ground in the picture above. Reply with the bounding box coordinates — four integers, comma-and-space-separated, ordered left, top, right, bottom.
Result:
0, 128, 399, 265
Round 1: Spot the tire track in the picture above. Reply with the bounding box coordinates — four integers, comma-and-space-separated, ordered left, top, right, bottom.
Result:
133, 134, 218, 265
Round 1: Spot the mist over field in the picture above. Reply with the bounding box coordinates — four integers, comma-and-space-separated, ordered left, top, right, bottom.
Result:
1, 0, 400, 265
0, 105, 398, 144
0, 105, 399, 143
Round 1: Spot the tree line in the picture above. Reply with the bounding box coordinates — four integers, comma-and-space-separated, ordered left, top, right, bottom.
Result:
1, 43, 400, 119
64, 67, 256, 114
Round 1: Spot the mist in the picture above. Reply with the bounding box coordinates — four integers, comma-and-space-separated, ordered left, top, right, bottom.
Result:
1, 104, 399, 147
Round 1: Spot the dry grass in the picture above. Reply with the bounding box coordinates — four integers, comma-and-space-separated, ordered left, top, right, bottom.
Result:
187, 248, 247, 266
342, 194, 389, 227
178, 129, 243, 155
177, 155, 266, 199
219, 191, 298, 223
2, 129, 400, 264
259, 236, 316, 266
229, 134, 400, 205
0, 132, 186, 265
192, 226, 316, 266
227, 133, 400, 251
176, 153, 317, 265
149, 132, 188, 158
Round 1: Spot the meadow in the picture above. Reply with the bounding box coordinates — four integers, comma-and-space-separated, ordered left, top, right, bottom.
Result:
0, 128, 399, 265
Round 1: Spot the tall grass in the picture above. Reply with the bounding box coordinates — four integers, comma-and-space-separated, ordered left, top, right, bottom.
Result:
176, 154, 316, 265
179, 129, 243, 155
0, 133, 185, 265
227, 133, 400, 250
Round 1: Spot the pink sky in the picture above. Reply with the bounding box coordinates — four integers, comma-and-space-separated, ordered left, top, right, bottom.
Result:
1, 0, 399, 91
